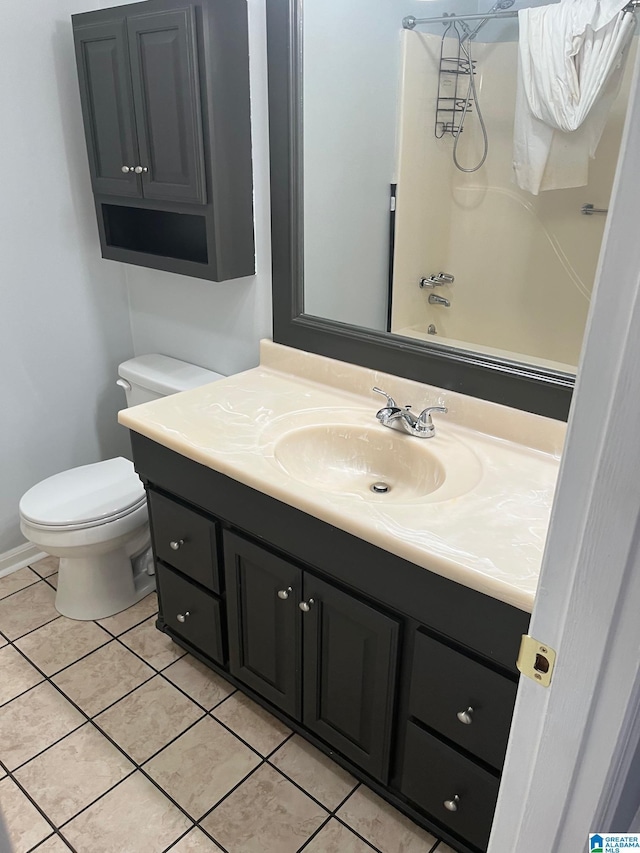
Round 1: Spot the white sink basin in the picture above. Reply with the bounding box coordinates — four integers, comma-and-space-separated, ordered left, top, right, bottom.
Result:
270, 415, 483, 503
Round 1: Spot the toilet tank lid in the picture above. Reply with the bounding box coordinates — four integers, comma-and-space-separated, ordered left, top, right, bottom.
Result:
118, 354, 225, 396
19, 458, 146, 527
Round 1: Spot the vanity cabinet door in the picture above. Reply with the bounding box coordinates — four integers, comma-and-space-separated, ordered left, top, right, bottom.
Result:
302, 574, 400, 783
224, 532, 302, 718
126, 6, 207, 204
73, 19, 141, 198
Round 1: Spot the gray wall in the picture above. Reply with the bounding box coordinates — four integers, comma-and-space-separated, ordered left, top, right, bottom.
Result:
125, 0, 272, 376
0, 0, 135, 554
0, 0, 272, 556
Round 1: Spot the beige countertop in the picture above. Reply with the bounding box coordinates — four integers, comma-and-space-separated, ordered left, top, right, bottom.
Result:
119, 341, 565, 613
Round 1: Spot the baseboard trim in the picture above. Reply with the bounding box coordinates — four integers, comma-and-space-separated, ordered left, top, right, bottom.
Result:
0, 543, 47, 578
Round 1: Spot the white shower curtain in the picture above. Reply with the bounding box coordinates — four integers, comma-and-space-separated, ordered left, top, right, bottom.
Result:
513, 0, 635, 194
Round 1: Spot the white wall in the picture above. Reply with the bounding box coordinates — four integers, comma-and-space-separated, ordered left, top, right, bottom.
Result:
125, 0, 272, 376
0, 0, 135, 553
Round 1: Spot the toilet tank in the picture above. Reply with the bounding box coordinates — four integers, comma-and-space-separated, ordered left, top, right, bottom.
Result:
117, 354, 225, 406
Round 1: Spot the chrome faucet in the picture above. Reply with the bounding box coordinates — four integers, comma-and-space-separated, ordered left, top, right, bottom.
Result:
372, 388, 448, 439
428, 293, 451, 307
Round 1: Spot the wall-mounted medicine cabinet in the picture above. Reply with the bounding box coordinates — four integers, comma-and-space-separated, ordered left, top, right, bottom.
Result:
72, 0, 255, 282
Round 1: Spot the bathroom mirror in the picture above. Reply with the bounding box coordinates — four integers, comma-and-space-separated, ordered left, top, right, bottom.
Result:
267, 0, 635, 419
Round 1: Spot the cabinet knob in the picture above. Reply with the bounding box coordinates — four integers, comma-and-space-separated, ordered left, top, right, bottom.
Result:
176, 611, 190, 623
134, 165, 149, 174
277, 587, 293, 600
299, 598, 315, 612
456, 706, 474, 725
444, 795, 460, 812
121, 165, 134, 173
170, 539, 184, 551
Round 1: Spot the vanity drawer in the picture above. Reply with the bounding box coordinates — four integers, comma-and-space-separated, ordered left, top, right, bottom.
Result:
156, 564, 225, 665
149, 489, 221, 593
409, 630, 517, 770
401, 722, 499, 851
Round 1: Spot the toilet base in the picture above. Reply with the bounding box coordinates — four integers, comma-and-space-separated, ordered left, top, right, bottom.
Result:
56, 544, 156, 621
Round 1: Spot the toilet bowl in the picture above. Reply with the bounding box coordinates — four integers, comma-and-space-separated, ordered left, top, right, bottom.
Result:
19, 354, 225, 621
20, 458, 153, 620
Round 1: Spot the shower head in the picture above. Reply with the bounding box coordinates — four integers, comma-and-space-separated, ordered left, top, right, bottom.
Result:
489, 0, 515, 9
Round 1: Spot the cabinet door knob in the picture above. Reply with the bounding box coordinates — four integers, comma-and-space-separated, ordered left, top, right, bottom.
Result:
176, 611, 190, 623
170, 539, 184, 551
134, 165, 149, 174
444, 795, 460, 812
456, 706, 474, 725
121, 165, 134, 173
277, 587, 293, 600
299, 598, 315, 612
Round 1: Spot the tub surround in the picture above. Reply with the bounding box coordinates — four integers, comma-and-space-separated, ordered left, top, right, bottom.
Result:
119, 340, 563, 612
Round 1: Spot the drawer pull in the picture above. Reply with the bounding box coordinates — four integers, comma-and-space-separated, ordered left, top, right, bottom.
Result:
277, 587, 293, 600
444, 794, 460, 812
176, 611, 190, 623
170, 539, 185, 551
299, 598, 315, 612
456, 706, 474, 725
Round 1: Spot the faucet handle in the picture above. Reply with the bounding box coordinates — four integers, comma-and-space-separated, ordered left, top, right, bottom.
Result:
417, 405, 448, 429
372, 387, 398, 408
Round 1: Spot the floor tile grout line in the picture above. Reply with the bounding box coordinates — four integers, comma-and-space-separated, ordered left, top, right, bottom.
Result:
1, 761, 77, 851
331, 812, 407, 853
294, 814, 335, 852
205, 708, 288, 763
111, 626, 187, 674
2, 605, 447, 853
7, 641, 159, 723
194, 759, 266, 829
0, 576, 43, 601
160, 826, 203, 853
159, 668, 237, 715
29, 561, 60, 580
5, 629, 259, 789
93, 603, 159, 640
11, 631, 114, 680
1, 613, 62, 644
21, 678, 259, 838
196, 823, 231, 853
263, 754, 348, 815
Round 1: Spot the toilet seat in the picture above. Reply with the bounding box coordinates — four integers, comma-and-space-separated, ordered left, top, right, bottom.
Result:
19, 457, 146, 531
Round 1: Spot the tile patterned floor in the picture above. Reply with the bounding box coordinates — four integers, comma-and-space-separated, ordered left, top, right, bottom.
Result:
0, 558, 454, 853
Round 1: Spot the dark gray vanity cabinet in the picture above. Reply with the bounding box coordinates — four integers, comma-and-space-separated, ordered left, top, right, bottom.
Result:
133, 433, 529, 853
224, 531, 399, 781
72, 0, 254, 281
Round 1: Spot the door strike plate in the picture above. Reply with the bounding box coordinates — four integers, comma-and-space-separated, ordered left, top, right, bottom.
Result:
516, 635, 556, 687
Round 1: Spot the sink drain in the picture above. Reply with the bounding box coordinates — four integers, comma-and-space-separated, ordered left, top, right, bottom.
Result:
371, 482, 390, 494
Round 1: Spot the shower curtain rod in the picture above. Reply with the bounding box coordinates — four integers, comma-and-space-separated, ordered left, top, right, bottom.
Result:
402, 1, 640, 30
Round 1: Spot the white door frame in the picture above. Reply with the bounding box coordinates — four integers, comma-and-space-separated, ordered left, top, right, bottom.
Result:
488, 48, 640, 852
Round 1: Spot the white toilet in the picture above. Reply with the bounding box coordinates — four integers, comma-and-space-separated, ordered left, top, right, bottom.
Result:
19, 354, 224, 621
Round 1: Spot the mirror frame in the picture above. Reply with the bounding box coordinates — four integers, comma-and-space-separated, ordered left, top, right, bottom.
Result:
266, 0, 574, 420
